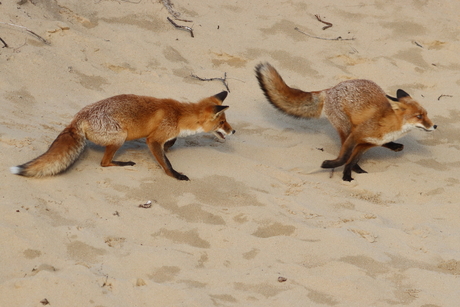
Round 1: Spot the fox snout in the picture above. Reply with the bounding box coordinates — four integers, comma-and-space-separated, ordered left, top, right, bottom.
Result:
425, 124, 437, 131
214, 126, 235, 140
417, 119, 437, 132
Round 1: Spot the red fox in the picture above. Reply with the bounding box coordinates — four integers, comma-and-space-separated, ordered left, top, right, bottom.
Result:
10, 91, 235, 180
255, 62, 437, 181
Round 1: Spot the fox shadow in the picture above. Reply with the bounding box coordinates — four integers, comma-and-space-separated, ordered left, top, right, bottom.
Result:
79, 134, 233, 168
256, 99, 337, 142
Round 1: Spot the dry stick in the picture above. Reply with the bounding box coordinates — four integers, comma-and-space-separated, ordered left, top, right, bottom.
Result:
438, 94, 452, 101
330, 168, 334, 179
190, 72, 230, 92
315, 14, 333, 30
167, 17, 194, 37
294, 27, 355, 41
0, 37, 8, 48
0, 22, 50, 45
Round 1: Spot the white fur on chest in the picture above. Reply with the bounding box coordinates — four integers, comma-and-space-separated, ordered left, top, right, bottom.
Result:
177, 127, 204, 138
364, 123, 414, 145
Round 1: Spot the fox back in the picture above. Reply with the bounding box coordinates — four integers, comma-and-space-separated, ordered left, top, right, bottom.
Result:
76, 94, 230, 144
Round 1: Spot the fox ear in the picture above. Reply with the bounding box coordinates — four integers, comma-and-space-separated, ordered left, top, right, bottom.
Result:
213, 105, 229, 118
386, 95, 398, 102
396, 89, 410, 99
214, 91, 228, 102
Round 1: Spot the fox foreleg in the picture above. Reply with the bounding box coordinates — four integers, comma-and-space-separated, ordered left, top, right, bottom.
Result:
342, 143, 374, 181
382, 142, 404, 152
164, 138, 177, 151
147, 139, 189, 181
352, 164, 367, 174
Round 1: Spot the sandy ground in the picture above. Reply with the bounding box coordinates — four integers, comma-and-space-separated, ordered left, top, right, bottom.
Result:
1, 0, 460, 306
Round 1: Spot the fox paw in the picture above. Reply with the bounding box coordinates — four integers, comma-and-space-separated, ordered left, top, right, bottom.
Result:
383, 142, 404, 152
352, 164, 367, 174
173, 172, 190, 181
321, 160, 343, 169
112, 161, 136, 166
342, 174, 354, 182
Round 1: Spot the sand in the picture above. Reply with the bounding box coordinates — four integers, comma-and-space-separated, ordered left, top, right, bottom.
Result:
1, 0, 460, 306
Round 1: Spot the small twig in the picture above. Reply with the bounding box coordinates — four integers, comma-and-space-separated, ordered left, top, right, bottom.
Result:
0, 37, 8, 48
315, 14, 333, 30
167, 17, 194, 37
0, 22, 50, 45
162, 0, 192, 22
102, 275, 109, 287
438, 94, 452, 101
414, 41, 423, 48
190, 72, 230, 92
294, 27, 355, 41
12, 40, 27, 53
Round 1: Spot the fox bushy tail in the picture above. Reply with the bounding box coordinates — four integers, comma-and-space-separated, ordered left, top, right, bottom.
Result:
10, 126, 86, 177
255, 62, 324, 118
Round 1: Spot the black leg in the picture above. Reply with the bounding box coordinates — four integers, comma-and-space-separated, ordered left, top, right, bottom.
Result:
382, 142, 404, 152
352, 164, 367, 174
147, 139, 189, 181
164, 138, 177, 151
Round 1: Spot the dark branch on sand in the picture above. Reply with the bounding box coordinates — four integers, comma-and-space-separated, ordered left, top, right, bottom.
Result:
437, 94, 452, 101
190, 72, 230, 92
167, 17, 194, 37
294, 27, 355, 41
315, 14, 333, 30
0, 22, 50, 45
0, 37, 8, 48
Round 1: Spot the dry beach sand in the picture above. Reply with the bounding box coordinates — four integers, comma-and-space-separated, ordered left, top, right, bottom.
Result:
1, 0, 460, 306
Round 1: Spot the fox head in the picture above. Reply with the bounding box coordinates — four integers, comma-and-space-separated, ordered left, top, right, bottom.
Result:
200, 91, 235, 140
387, 89, 437, 132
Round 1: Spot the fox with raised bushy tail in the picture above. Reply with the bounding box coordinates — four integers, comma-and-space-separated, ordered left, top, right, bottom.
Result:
255, 62, 436, 181
10, 91, 235, 181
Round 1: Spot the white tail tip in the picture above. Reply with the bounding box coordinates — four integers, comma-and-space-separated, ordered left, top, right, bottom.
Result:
10, 166, 22, 175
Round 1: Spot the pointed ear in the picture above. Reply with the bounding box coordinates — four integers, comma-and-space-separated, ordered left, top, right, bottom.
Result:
214, 91, 228, 102
386, 95, 398, 102
396, 89, 410, 99
213, 105, 229, 118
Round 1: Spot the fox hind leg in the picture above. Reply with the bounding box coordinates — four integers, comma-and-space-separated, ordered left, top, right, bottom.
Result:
321, 136, 356, 169
101, 144, 136, 167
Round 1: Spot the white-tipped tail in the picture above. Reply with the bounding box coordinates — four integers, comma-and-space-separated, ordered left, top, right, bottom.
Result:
11, 126, 86, 177
10, 166, 22, 175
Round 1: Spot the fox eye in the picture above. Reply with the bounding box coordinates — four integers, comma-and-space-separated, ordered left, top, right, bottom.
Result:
416, 114, 422, 119
220, 121, 224, 125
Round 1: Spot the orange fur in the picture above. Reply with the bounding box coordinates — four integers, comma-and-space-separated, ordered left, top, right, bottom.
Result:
255, 62, 436, 181
11, 91, 234, 180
